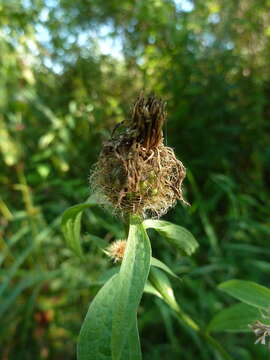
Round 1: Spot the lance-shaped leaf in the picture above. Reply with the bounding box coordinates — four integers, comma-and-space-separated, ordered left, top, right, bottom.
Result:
207, 303, 263, 333
218, 279, 270, 310
144, 281, 163, 298
61, 202, 96, 257
144, 219, 198, 256
112, 218, 151, 360
151, 257, 178, 279
148, 267, 180, 313
148, 268, 200, 332
77, 274, 141, 360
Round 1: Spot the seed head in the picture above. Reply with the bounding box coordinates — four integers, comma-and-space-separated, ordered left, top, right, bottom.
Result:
90, 93, 188, 218
249, 320, 270, 349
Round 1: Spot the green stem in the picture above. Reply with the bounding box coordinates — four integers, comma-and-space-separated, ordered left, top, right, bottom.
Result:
148, 269, 233, 360
202, 333, 234, 360
174, 307, 234, 360
123, 215, 130, 238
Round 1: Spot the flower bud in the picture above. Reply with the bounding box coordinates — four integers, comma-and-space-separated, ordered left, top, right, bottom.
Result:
106, 240, 127, 263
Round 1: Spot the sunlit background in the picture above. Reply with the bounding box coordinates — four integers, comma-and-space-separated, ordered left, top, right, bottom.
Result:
1, 0, 270, 359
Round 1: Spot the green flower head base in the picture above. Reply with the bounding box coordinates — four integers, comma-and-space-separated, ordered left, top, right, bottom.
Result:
90, 94, 188, 218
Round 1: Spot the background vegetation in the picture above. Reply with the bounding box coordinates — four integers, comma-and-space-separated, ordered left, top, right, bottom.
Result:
1, 0, 270, 359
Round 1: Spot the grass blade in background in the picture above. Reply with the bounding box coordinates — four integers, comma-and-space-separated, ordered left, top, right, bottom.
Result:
0, 270, 59, 318
218, 279, 270, 309
144, 219, 198, 256
111, 219, 151, 360
187, 171, 219, 254
0, 242, 35, 297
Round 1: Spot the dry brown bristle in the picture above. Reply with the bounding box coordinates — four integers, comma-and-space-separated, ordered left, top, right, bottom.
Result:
90, 94, 188, 218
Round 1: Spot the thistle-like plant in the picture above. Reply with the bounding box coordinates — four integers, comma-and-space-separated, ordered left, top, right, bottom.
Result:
61, 94, 232, 360
90, 94, 187, 218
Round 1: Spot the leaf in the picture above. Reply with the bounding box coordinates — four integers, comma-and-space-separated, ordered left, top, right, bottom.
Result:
148, 267, 180, 313
126, 319, 141, 360
148, 269, 200, 333
144, 219, 198, 256
218, 279, 270, 309
187, 171, 219, 254
207, 303, 262, 333
144, 281, 162, 298
112, 218, 151, 360
77, 275, 141, 360
151, 257, 178, 278
61, 202, 96, 257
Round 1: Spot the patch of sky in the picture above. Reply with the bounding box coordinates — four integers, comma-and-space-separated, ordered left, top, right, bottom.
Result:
44, 57, 63, 74
36, 24, 51, 44
78, 24, 123, 59
208, 13, 220, 24
224, 41, 234, 50
22, 0, 58, 9
24, 1, 123, 72
44, 0, 59, 9
22, 0, 31, 8
39, 7, 49, 22
201, 33, 215, 47
174, 0, 194, 12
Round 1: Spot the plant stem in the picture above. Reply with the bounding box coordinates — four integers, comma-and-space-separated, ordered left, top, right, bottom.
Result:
148, 269, 233, 359
174, 306, 234, 360
202, 332, 234, 360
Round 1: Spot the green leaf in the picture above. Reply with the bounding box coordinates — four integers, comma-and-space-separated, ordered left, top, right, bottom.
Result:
148, 268, 180, 313
148, 269, 200, 333
218, 279, 270, 309
61, 202, 96, 257
112, 218, 151, 360
207, 303, 262, 333
144, 281, 163, 298
77, 275, 141, 360
144, 219, 198, 256
151, 257, 178, 278
126, 319, 141, 360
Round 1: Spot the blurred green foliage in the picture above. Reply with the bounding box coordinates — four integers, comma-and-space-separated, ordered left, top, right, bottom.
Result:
1, 0, 270, 359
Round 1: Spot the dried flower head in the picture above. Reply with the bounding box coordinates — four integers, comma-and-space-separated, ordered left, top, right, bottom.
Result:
249, 320, 270, 349
106, 240, 127, 262
90, 93, 188, 218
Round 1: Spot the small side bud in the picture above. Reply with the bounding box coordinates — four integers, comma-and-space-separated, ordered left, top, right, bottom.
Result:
106, 240, 127, 263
